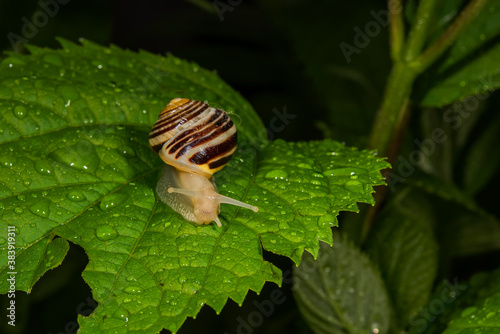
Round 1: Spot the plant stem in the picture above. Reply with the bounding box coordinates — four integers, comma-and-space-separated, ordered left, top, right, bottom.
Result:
363, 0, 491, 245
412, 0, 491, 72
404, 0, 438, 62
388, 0, 405, 61
367, 62, 417, 156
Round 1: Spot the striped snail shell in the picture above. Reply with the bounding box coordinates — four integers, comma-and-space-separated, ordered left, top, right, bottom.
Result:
149, 98, 258, 227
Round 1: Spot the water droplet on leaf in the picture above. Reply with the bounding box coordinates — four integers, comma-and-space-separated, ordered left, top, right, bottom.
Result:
34, 160, 53, 176
30, 199, 51, 218
344, 180, 364, 193
123, 286, 141, 294
265, 170, 288, 180
13, 105, 27, 119
148, 246, 160, 256
66, 191, 86, 202
317, 214, 337, 227
100, 193, 128, 211
95, 225, 118, 241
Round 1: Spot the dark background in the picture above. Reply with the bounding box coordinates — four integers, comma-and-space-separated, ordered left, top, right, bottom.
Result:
2, 0, 498, 333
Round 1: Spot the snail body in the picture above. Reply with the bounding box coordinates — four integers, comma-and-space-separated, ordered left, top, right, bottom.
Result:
149, 98, 258, 227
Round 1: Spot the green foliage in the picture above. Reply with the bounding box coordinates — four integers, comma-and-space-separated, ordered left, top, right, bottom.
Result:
442, 293, 500, 334
293, 237, 393, 334
0, 40, 388, 333
289, 0, 500, 333
409, 269, 500, 334
420, 0, 500, 106
366, 194, 438, 330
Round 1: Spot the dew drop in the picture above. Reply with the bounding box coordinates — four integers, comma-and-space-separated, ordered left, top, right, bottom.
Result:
49, 141, 99, 173
317, 214, 336, 227
344, 180, 364, 193
13, 105, 27, 119
112, 308, 129, 322
297, 163, 312, 169
0, 154, 17, 167
123, 286, 142, 294
14, 207, 24, 214
95, 225, 118, 241
122, 145, 136, 156
100, 193, 128, 211
278, 221, 289, 229
66, 191, 86, 202
29, 199, 51, 218
148, 246, 160, 256
34, 160, 53, 176
265, 170, 288, 180
182, 281, 201, 294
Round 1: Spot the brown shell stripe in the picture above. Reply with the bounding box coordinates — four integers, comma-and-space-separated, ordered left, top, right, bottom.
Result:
168, 108, 237, 170
167, 110, 228, 155
148, 100, 207, 152
191, 133, 237, 170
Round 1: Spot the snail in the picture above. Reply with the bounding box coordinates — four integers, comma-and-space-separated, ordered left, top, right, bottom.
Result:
149, 98, 258, 227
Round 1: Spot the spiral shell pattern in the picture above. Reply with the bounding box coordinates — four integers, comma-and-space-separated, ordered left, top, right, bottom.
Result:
149, 98, 237, 177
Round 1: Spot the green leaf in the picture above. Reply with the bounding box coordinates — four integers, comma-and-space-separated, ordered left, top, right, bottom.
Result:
443, 293, 500, 333
0, 40, 389, 333
409, 268, 500, 334
427, 0, 465, 42
293, 237, 393, 334
463, 111, 500, 195
435, 0, 500, 72
406, 170, 487, 215
420, 0, 500, 107
366, 191, 438, 329
420, 44, 500, 107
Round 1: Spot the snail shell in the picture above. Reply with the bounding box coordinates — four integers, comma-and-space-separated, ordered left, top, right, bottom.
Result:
149, 98, 258, 227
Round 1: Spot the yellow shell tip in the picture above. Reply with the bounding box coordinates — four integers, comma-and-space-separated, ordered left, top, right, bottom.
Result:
164, 98, 190, 112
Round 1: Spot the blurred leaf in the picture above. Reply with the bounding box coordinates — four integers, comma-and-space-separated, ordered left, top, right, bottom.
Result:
366, 193, 438, 329
294, 238, 393, 334
421, 44, 500, 107
436, 0, 500, 72
420, 0, 500, 107
0, 39, 389, 333
417, 108, 455, 182
406, 171, 486, 215
444, 212, 500, 257
426, 0, 466, 43
463, 111, 500, 195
